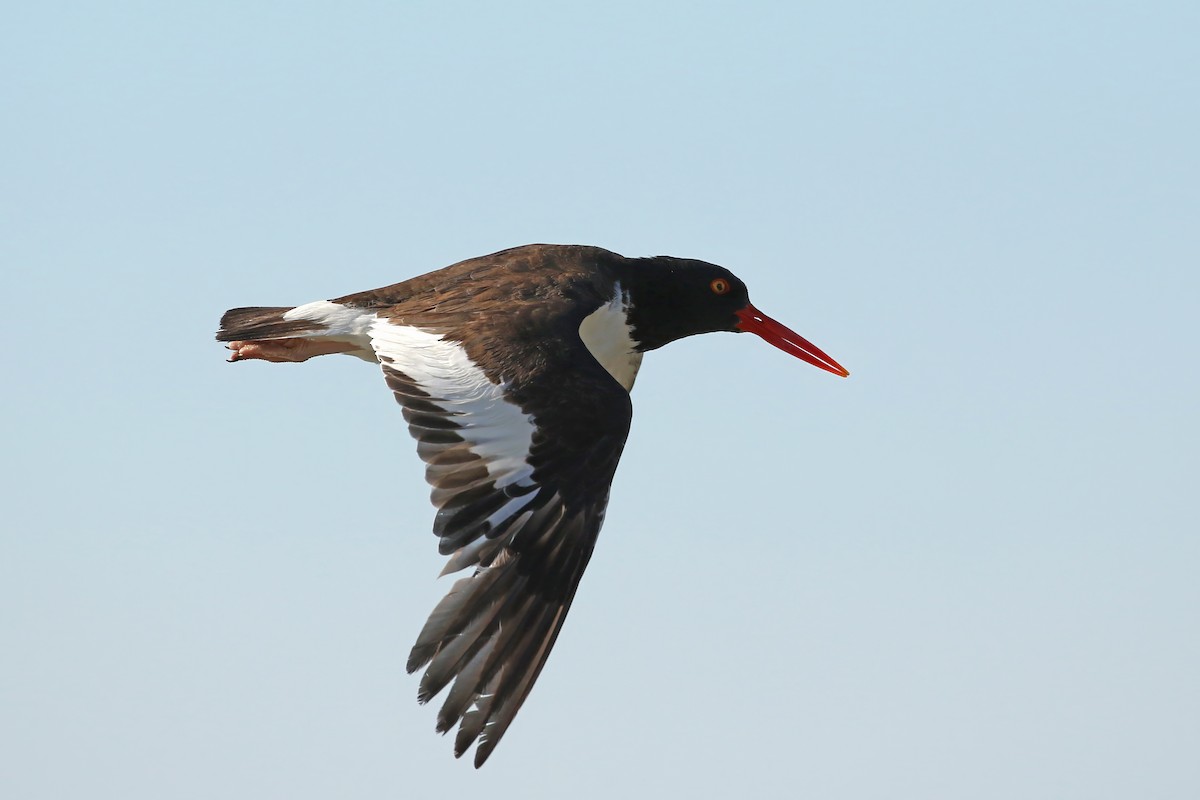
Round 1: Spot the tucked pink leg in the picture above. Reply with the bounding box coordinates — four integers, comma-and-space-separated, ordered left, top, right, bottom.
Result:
227, 338, 358, 363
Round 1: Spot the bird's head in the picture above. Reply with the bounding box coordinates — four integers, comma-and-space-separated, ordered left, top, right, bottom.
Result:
624, 256, 849, 378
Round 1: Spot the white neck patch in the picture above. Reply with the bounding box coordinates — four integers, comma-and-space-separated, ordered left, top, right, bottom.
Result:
578, 284, 643, 392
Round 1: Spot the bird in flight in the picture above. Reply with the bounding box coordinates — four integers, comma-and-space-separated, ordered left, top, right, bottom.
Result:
216, 243, 848, 766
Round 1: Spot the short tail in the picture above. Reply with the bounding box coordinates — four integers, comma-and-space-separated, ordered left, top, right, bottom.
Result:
216, 306, 317, 342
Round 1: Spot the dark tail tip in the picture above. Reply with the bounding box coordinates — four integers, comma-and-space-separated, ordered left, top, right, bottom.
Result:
216, 306, 310, 342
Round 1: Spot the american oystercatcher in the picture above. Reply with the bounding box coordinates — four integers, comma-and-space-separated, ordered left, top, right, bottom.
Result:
216, 243, 848, 766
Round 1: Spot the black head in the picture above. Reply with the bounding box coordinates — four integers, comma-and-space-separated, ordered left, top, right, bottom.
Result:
620, 256, 751, 351
618, 255, 850, 377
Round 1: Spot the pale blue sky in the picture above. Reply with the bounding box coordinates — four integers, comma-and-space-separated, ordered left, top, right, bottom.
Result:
3, 2, 1197, 798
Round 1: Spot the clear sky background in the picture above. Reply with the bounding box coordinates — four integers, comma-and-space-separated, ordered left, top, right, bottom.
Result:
3, 2, 1197, 798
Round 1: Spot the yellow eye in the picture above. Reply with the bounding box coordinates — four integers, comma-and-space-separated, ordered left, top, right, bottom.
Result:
710, 278, 730, 295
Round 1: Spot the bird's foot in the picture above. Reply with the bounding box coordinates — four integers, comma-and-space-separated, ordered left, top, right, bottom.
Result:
226, 338, 355, 363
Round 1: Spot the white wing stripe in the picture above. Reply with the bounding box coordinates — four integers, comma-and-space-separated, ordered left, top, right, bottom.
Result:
370, 320, 536, 489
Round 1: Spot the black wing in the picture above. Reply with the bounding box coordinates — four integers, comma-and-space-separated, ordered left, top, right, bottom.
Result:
369, 318, 631, 766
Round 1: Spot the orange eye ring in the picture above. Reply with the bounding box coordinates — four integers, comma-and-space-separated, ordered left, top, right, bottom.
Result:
710, 278, 730, 295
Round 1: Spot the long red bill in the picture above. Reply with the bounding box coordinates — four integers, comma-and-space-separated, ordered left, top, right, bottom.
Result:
735, 304, 850, 377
